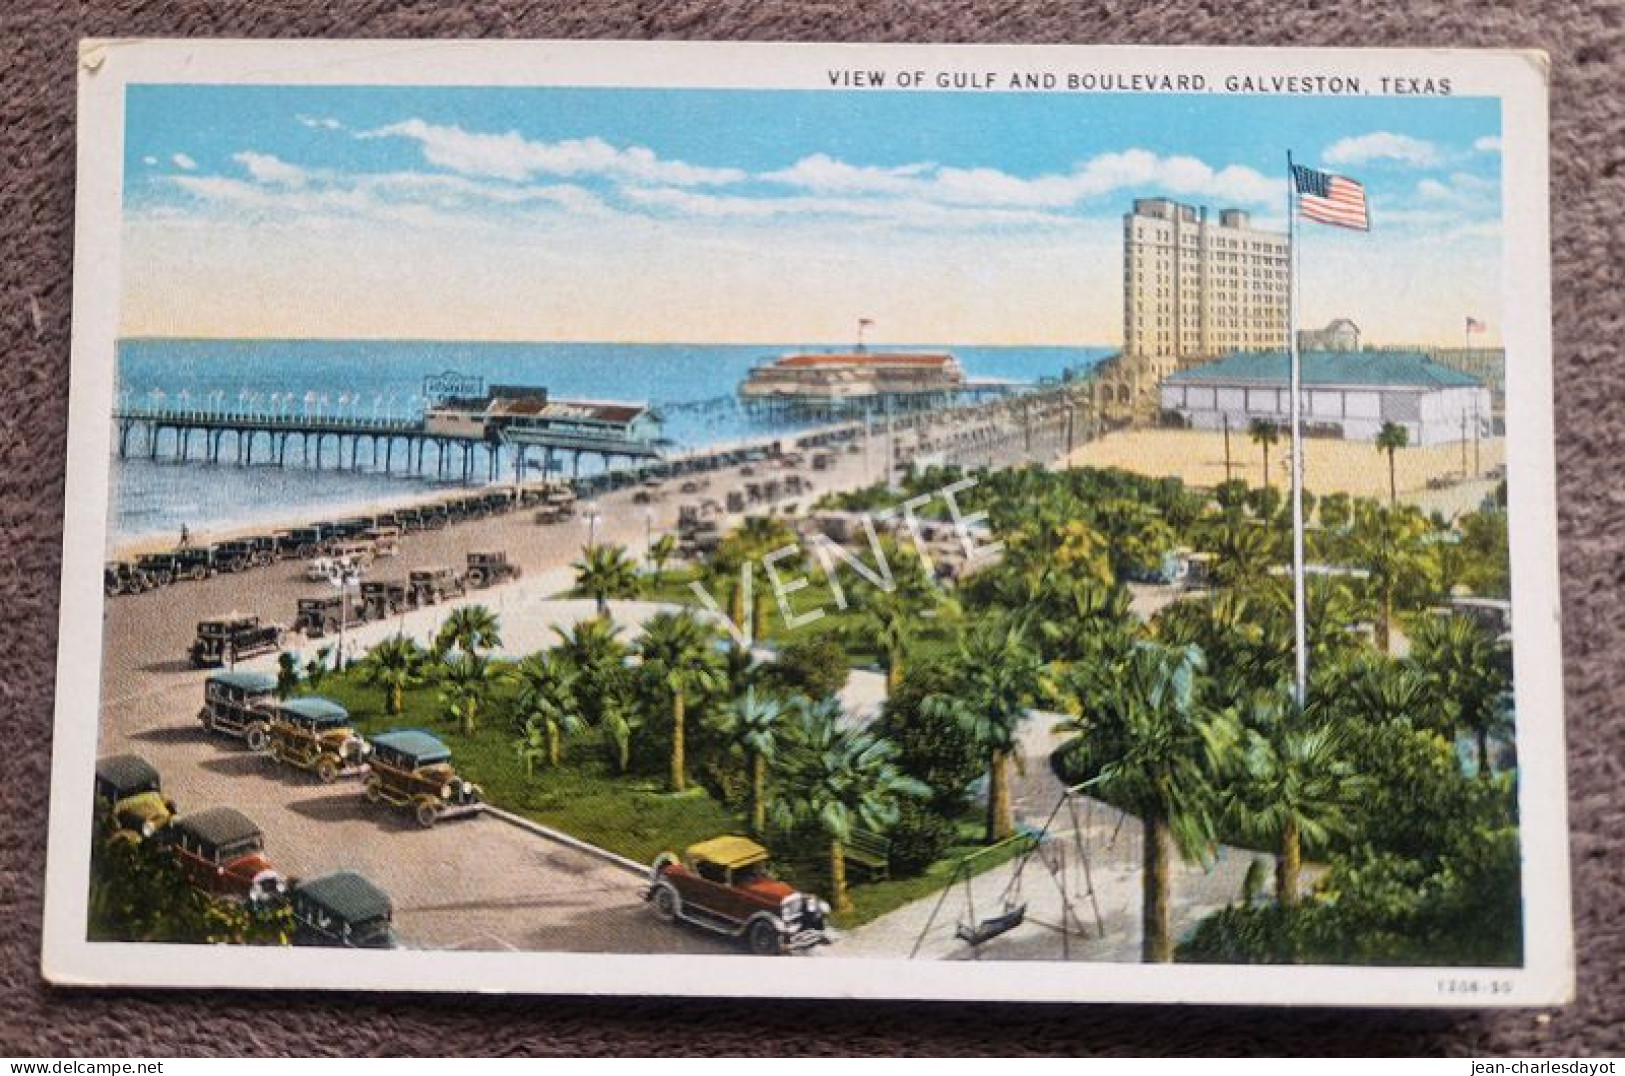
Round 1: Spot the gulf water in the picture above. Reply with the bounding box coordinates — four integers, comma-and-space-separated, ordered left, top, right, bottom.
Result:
111, 339, 1113, 543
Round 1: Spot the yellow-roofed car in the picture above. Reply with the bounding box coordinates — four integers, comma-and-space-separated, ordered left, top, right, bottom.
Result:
646, 836, 831, 955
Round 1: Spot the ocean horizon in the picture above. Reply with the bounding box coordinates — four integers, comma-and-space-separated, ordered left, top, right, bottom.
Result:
110, 338, 1116, 543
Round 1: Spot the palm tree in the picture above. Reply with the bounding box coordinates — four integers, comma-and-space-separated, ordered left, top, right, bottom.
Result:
553, 618, 632, 768
636, 610, 727, 792
1249, 419, 1281, 488
720, 686, 788, 834
512, 718, 550, 778
647, 533, 679, 585
1054, 641, 1237, 962
1375, 422, 1409, 505
1409, 613, 1511, 778
848, 587, 914, 694
435, 604, 502, 663
1347, 502, 1437, 653
771, 699, 929, 914
1228, 688, 1357, 907
923, 619, 1048, 843
275, 651, 301, 699
508, 650, 582, 768
574, 543, 641, 617
438, 654, 495, 736
358, 634, 426, 716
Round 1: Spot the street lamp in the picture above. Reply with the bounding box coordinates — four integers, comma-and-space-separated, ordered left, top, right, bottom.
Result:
329, 561, 364, 672
583, 502, 602, 551
644, 504, 656, 557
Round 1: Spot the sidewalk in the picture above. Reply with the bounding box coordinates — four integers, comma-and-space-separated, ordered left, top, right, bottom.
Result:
832, 718, 1262, 962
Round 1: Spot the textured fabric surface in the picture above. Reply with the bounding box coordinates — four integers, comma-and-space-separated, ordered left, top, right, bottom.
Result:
2, 0, 1620, 1056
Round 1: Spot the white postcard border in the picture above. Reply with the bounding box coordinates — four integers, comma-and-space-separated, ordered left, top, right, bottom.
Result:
45, 38, 1570, 1007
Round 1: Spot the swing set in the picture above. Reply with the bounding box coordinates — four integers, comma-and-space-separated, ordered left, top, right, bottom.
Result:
909, 782, 1107, 959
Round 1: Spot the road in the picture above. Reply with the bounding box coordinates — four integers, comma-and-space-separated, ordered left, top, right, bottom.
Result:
95, 427, 923, 952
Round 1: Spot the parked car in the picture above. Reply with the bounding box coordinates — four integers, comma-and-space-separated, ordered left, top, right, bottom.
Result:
364, 525, 400, 558
295, 595, 352, 637
282, 526, 328, 559
211, 540, 258, 573
94, 753, 176, 840
646, 836, 831, 955
198, 669, 279, 751
189, 615, 284, 668
266, 697, 369, 783
359, 579, 411, 620
169, 547, 217, 581
166, 807, 286, 904
464, 551, 520, 588
362, 730, 483, 827
103, 560, 151, 597
291, 871, 398, 949
408, 567, 465, 606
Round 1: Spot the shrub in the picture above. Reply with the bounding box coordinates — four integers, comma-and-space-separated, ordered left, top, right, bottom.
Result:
767, 635, 850, 701
885, 799, 958, 877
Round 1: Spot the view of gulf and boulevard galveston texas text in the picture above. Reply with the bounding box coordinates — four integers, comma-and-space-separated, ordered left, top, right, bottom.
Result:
88, 79, 1520, 969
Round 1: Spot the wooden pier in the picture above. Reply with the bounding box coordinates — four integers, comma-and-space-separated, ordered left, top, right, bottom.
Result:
111, 407, 662, 484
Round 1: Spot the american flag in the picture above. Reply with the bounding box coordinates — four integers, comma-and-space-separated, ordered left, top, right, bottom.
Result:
1291, 164, 1369, 231
1466, 316, 1487, 334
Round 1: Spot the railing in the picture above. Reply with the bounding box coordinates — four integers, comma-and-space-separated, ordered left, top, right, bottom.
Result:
113, 407, 426, 434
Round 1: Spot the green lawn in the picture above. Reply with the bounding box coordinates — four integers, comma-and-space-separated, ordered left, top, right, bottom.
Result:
301, 664, 1005, 928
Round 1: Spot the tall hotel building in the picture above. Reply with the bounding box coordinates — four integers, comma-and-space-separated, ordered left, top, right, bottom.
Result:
1123, 198, 1290, 371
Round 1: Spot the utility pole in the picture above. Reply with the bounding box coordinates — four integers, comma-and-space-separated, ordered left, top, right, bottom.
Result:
1223, 413, 1233, 483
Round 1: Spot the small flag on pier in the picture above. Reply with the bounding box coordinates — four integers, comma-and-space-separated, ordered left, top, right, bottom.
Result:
1291, 164, 1369, 231
1466, 316, 1487, 334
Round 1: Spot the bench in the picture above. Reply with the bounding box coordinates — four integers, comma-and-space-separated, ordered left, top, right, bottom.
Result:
846, 828, 891, 881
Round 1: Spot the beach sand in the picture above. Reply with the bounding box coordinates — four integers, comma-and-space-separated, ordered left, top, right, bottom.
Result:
1062, 428, 1506, 515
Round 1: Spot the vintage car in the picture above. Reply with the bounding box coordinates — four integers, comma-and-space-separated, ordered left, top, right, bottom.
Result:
281, 525, 329, 559
362, 730, 483, 827
94, 753, 176, 840
134, 551, 188, 587
534, 489, 577, 524
210, 540, 259, 573
103, 560, 151, 596
295, 594, 353, 637
166, 807, 286, 904
291, 870, 398, 949
359, 579, 411, 620
646, 836, 832, 955
464, 551, 520, 589
189, 615, 284, 668
266, 696, 369, 782
198, 669, 279, 751
408, 566, 465, 606
168, 547, 217, 582
363, 525, 400, 558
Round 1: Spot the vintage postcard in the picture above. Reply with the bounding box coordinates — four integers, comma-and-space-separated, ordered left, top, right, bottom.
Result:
45, 39, 1570, 1006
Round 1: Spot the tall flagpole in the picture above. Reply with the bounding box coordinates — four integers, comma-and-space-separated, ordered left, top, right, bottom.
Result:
1286, 152, 1309, 713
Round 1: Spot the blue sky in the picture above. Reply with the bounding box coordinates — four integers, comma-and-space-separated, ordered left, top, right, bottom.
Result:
120, 84, 1505, 344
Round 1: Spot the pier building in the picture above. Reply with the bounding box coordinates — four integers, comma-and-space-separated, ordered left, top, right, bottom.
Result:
1158, 350, 1491, 445
113, 383, 661, 483
738, 350, 968, 419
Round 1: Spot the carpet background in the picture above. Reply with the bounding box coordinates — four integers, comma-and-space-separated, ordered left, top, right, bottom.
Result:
2, 0, 1620, 1057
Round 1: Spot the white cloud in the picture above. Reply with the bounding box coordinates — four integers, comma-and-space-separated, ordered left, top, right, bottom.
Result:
1474, 135, 1502, 153
171, 153, 197, 171
1416, 172, 1498, 208
763, 148, 1277, 209
361, 119, 745, 186
623, 186, 1073, 230
762, 154, 933, 195
234, 152, 308, 187
1323, 132, 1441, 168
142, 155, 157, 166
297, 115, 344, 131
